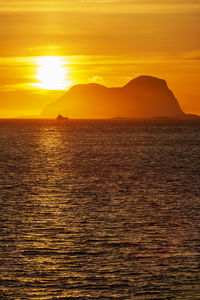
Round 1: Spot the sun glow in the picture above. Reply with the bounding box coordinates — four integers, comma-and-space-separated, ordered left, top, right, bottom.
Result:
34, 56, 72, 90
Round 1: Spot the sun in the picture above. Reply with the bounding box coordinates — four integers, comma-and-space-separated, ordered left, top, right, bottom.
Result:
34, 56, 72, 90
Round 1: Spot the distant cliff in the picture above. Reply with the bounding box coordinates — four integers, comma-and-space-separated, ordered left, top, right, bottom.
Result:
41, 75, 186, 119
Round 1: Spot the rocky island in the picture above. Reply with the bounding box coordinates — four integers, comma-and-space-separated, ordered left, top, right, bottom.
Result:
41, 75, 194, 119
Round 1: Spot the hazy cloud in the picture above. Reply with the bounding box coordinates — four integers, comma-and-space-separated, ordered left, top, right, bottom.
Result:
1, 0, 200, 12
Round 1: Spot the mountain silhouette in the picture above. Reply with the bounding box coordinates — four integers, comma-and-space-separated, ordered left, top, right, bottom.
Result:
41, 75, 186, 119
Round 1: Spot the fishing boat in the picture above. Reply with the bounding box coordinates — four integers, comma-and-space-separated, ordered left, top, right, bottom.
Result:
56, 114, 69, 121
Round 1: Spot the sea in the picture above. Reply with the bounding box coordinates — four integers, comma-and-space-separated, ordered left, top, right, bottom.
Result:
0, 119, 199, 299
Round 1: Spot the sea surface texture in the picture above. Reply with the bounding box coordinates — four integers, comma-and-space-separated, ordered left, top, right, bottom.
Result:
0, 119, 199, 299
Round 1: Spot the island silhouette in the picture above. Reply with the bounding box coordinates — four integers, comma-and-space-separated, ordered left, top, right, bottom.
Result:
41, 75, 196, 119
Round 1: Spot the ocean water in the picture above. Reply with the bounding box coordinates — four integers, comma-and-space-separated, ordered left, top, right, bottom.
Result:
0, 119, 199, 299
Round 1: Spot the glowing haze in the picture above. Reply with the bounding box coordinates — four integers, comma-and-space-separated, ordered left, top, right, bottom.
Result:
0, 0, 200, 117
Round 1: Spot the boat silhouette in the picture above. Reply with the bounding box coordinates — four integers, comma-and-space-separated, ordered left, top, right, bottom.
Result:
56, 114, 69, 121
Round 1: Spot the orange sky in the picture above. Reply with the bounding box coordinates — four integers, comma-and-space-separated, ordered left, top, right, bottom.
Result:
0, 0, 200, 117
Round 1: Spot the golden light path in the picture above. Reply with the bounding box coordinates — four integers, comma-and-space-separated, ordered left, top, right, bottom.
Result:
33, 56, 73, 90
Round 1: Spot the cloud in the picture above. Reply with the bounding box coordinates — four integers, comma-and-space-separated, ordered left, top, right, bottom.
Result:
180, 50, 200, 61
1, 0, 200, 13
89, 75, 105, 84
